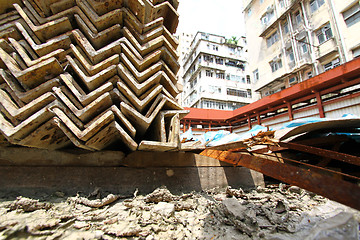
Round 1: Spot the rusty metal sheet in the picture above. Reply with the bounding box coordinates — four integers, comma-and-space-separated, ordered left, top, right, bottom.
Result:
200, 149, 360, 210
278, 141, 360, 166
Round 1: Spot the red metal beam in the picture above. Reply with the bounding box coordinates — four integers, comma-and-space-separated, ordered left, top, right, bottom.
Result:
181, 59, 360, 130
200, 149, 360, 210
278, 142, 360, 166
314, 91, 325, 118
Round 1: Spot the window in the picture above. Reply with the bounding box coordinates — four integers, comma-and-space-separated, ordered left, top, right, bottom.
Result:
353, 48, 360, 58
213, 45, 218, 51
260, 0, 264, 4
248, 8, 252, 16
295, 11, 302, 24
261, 9, 274, 25
289, 76, 298, 84
202, 100, 227, 110
266, 31, 279, 47
247, 75, 251, 84
253, 69, 259, 82
190, 77, 197, 88
270, 60, 282, 72
287, 48, 295, 62
279, 0, 285, 8
204, 55, 213, 62
283, 21, 289, 34
317, 23, 333, 44
216, 72, 225, 79
307, 71, 313, 79
205, 70, 213, 77
343, 3, 360, 27
226, 88, 249, 98
199, 71, 201, 79
300, 39, 308, 53
215, 58, 223, 65
323, 58, 340, 71
310, 0, 324, 13
247, 89, 252, 98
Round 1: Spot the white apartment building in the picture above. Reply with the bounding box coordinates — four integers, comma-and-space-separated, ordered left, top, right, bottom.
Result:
244, 0, 360, 97
181, 32, 253, 111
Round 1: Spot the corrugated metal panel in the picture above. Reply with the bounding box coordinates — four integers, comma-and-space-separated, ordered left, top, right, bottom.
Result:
262, 115, 288, 125
234, 126, 250, 134
326, 105, 360, 118
324, 96, 360, 118
293, 108, 319, 119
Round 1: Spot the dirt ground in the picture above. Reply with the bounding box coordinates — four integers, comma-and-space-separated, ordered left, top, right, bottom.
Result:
0, 184, 359, 240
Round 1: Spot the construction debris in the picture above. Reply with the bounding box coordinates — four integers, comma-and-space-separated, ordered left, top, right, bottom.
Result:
0, 186, 359, 239
8, 196, 52, 212
0, 0, 186, 152
69, 194, 120, 208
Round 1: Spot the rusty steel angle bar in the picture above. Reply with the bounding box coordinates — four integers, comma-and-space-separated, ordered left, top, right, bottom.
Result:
200, 149, 360, 210
278, 141, 360, 166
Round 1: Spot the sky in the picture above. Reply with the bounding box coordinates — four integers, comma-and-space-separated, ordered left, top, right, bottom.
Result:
176, 0, 246, 38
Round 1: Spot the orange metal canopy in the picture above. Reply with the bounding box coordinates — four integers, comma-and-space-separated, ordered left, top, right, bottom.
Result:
183, 57, 360, 123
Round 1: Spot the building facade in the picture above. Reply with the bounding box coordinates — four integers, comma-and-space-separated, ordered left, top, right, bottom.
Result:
244, 0, 360, 97
180, 32, 253, 111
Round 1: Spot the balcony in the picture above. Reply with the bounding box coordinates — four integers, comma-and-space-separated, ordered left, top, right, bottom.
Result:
316, 37, 338, 60
259, 0, 298, 37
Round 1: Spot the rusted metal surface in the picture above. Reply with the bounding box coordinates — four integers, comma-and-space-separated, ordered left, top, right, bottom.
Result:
200, 148, 360, 210
0, 0, 187, 152
277, 141, 360, 166
181, 61, 360, 132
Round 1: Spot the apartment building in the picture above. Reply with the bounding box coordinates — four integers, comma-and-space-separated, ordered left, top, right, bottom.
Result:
181, 32, 253, 111
244, 0, 360, 97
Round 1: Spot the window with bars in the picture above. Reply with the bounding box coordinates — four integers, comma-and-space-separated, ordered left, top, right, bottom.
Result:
342, 3, 360, 27
323, 58, 340, 71
204, 55, 213, 62
205, 70, 213, 77
215, 58, 224, 65
226, 88, 249, 98
317, 23, 333, 44
216, 72, 225, 79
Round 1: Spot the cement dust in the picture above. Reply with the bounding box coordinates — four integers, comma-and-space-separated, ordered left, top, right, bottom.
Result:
0, 185, 358, 240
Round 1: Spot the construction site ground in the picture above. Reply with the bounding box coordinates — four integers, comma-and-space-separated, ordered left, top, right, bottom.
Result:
0, 184, 359, 240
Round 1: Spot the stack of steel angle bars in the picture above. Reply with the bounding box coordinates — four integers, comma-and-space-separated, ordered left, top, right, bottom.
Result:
0, 0, 188, 151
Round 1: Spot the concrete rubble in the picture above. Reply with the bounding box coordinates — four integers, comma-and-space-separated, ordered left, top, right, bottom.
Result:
0, 185, 358, 240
